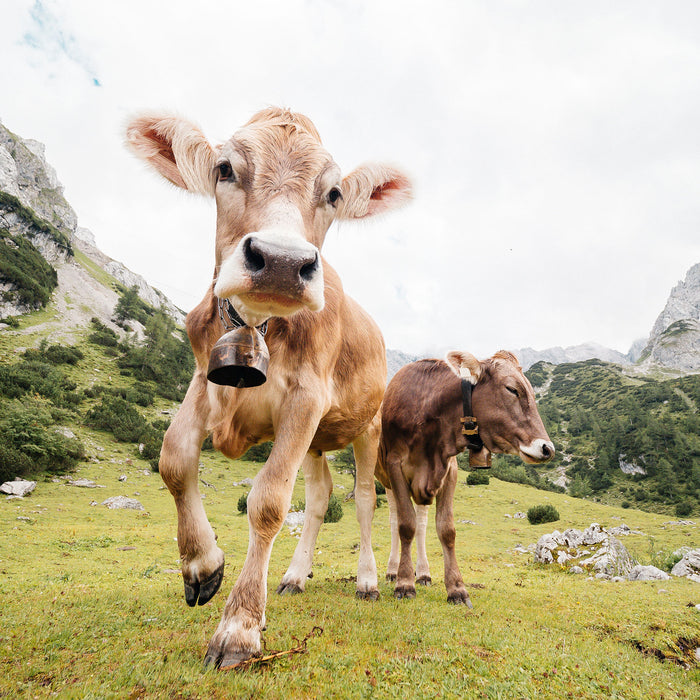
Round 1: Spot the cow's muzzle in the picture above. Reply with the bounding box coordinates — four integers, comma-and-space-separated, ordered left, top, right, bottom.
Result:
519, 439, 556, 463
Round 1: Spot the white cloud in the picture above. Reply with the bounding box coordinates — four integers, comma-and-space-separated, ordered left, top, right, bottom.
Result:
1, 0, 699, 358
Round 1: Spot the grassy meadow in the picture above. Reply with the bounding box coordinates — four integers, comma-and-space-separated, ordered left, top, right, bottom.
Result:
1, 445, 698, 699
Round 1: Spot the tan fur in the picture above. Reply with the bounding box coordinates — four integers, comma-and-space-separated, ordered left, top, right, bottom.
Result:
125, 107, 411, 667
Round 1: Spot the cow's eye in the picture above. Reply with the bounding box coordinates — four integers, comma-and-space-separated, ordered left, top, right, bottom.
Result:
506, 386, 519, 397
217, 162, 235, 182
327, 187, 343, 207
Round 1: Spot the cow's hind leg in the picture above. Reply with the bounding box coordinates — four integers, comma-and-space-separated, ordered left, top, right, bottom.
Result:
385, 488, 400, 581
353, 416, 380, 600
436, 457, 472, 607
277, 451, 332, 594
159, 374, 224, 607
415, 504, 432, 586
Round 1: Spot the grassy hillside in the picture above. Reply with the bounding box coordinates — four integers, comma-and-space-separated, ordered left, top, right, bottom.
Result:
1, 448, 698, 699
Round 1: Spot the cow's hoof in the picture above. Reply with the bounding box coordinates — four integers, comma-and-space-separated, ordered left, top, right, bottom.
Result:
393, 585, 416, 600
385, 573, 397, 582
276, 581, 304, 595
416, 575, 432, 586
447, 589, 473, 607
355, 588, 380, 601
204, 648, 254, 670
184, 561, 225, 607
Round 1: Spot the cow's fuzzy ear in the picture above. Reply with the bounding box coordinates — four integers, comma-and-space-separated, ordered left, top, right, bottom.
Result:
125, 113, 217, 196
337, 163, 412, 220
493, 350, 521, 369
445, 351, 482, 384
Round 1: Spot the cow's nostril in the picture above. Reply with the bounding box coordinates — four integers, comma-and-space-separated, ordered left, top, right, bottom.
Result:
299, 252, 319, 282
244, 237, 265, 273
541, 442, 554, 459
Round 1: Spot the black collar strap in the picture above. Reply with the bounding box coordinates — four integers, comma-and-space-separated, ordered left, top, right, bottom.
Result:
460, 377, 484, 452
218, 298, 268, 336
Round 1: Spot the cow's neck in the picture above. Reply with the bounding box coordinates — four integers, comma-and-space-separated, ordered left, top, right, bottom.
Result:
459, 378, 491, 468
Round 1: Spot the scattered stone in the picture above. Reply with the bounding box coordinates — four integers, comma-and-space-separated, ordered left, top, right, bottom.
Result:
1, 479, 36, 498
102, 496, 144, 510
117, 546, 136, 551
628, 565, 670, 581
17, 516, 33, 523
513, 512, 526, 519
56, 427, 75, 439
663, 520, 696, 527
118, 475, 127, 482
671, 549, 700, 583
67, 478, 105, 489
233, 478, 254, 487
140, 469, 151, 476
569, 566, 584, 575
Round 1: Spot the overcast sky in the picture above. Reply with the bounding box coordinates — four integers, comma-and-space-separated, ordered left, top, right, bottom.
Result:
2, 0, 699, 357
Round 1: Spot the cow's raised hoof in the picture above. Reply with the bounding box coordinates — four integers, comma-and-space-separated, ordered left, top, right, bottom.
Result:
276, 581, 304, 595
416, 575, 432, 586
355, 589, 380, 601
385, 573, 397, 582
447, 589, 473, 607
393, 585, 416, 600
203, 648, 253, 670
184, 561, 225, 607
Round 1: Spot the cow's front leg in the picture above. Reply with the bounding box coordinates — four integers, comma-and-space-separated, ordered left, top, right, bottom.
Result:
277, 451, 332, 594
415, 504, 432, 585
204, 394, 324, 667
386, 454, 417, 599
159, 373, 224, 607
436, 457, 472, 606
353, 415, 380, 600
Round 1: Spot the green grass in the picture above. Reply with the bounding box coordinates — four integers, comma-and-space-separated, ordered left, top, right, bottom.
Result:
1, 451, 698, 699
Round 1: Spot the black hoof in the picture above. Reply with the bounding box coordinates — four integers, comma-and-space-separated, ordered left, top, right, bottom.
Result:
204, 648, 253, 670
355, 589, 380, 601
276, 582, 304, 595
416, 576, 432, 586
447, 590, 473, 607
184, 561, 225, 607
386, 573, 397, 582
393, 586, 416, 600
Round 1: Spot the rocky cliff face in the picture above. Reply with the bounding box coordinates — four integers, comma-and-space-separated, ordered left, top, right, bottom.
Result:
640, 263, 700, 371
0, 120, 184, 327
516, 343, 631, 371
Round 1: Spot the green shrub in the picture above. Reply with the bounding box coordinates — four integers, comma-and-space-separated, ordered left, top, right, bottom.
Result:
242, 442, 273, 462
0, 397, 84, 479
87, 318, 119, 347
621, 501, 632, 509
85, 396, 147, 443
22, 341, 83, 366
375, 480, 386, 495
467, 470, 490, 486
675, 500, 693, 517
324, 494, 344, 523
527, 504, 560, 525
238, 493, 248, 514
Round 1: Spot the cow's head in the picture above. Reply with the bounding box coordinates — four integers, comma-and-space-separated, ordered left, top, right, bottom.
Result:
446, 350, 555, 463
126, 108, 412, 327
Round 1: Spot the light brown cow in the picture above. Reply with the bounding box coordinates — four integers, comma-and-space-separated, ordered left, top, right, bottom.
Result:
376, 350, 554, 605
126, 108, 411, 667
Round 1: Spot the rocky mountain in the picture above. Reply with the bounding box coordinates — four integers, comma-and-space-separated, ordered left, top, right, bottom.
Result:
638, 262, 700, 371
0, 120, 183, 333
515, 343, 632, 372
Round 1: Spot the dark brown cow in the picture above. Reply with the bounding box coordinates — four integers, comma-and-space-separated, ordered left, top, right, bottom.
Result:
376, 350, 554, 604
126, 108, 411, 666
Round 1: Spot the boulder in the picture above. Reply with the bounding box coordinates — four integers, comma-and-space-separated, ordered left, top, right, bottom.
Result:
671, 549, 700, 583
0, 478, 36, 498
628, 565, 670, 581
102, 496, 144, 510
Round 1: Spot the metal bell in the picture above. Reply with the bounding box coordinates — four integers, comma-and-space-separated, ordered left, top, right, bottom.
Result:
207, 325, 270, 388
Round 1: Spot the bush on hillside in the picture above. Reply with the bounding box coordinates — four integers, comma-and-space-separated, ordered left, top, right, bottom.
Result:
466, 470, 490, 486
87, 318, 119, 347
238, 492, 248, 514
85, 396, 148, 443
243, 442, 273, 462
527, 504, 560, 525
22, 340, 84, 366
293, 494, 344, 523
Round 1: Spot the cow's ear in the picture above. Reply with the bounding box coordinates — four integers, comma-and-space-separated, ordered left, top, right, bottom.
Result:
336, 163, 412, 219
125, 113, 217, 196
446, 351, 482, 384
493, 350, 521, 369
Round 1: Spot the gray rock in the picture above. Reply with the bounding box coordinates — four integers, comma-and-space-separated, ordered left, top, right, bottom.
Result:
233, 477, 254, 487
628, 565, 670, 581
67, 478, 105, 489
671, 549, 700, 583
102, 496, 144, 510
0, 479, 36, 497
118, 475, 127, 482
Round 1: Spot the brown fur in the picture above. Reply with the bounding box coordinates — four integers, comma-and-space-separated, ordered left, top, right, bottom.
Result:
378, 352, 553, 604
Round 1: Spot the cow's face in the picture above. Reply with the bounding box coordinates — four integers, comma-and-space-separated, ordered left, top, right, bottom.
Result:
126, 109, 412, 327
447, 350, 555, 463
